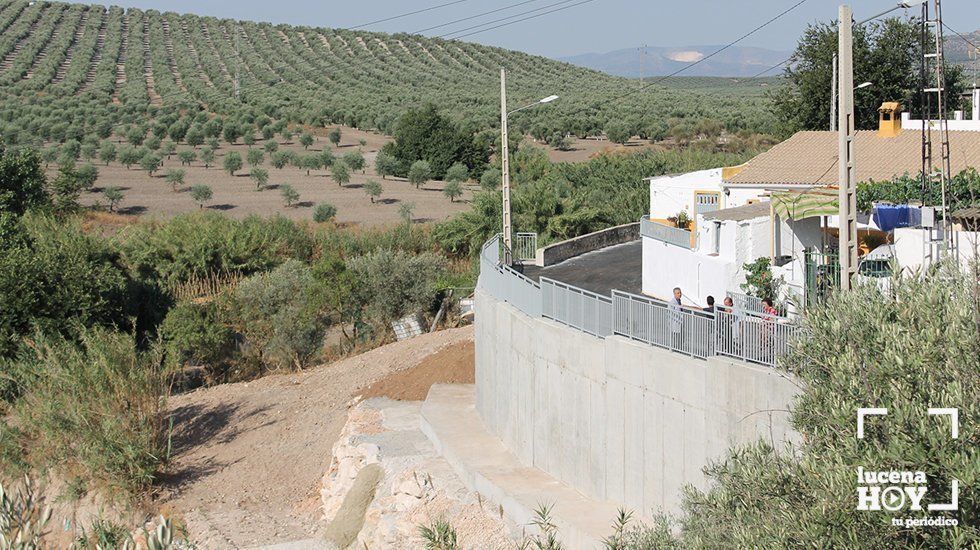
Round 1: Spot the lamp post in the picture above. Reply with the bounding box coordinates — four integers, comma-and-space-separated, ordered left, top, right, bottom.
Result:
500, 67, 558, 264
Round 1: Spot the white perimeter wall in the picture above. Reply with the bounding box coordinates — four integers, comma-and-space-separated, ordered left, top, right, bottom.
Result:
475, 289, 800, 516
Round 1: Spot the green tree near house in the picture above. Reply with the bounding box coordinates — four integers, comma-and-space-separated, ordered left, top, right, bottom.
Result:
770, 17, 966, 137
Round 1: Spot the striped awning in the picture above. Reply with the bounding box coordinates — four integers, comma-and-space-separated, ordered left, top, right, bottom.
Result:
771, 188, 838, 221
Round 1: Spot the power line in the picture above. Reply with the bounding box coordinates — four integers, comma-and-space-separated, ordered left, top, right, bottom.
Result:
563, 0, 812, 115
348, 0, 473, 30
440, 0, 585, 40
942, 22, 978, 52
413, 0, 544, 34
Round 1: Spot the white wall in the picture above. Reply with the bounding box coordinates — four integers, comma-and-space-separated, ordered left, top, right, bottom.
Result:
475, 289, 800, 517
894, 227, 980, 273
642, 235, 739, 306
648, 168, 722, 220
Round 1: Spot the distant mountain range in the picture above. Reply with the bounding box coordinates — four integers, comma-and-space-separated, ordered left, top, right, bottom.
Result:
558, 45, 793, 78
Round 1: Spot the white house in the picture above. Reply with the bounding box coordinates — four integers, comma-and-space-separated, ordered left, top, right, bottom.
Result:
641, 100, 980, 308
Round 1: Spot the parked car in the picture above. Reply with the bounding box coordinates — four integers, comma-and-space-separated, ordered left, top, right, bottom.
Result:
856, 244, 896, 291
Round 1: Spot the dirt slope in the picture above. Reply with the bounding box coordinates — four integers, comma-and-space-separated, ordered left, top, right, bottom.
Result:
159, 326, 474, 548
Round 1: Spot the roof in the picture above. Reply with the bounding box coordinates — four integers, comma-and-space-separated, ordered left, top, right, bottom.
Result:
951, 207, 980, 229
702, 201, 771, 222
725, 130, 980, 187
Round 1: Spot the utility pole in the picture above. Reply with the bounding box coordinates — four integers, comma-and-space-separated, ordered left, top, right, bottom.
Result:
500, 68, 513, 265
837, 5, 858, 290
830, 53, 838, 131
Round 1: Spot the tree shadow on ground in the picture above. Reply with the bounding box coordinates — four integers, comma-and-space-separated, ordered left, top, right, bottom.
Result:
378, 198, 400, 205
207, 204, 236, 211
117, 205, 147, 215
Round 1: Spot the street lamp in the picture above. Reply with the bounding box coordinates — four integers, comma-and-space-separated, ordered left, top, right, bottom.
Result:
499, 68, 558, 264
855, 81, 873, 90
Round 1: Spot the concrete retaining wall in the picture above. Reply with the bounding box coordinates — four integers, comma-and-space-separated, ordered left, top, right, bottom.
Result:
475, 288, 800, 515
536, 223, 640, 267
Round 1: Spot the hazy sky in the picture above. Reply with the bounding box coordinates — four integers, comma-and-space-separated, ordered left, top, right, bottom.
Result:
70, 0, 980, 58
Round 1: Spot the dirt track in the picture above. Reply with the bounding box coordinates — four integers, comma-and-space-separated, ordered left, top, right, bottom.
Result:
159, 326, 474, 548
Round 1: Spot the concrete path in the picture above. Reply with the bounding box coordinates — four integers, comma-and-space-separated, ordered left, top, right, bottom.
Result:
420, 384, 623, 549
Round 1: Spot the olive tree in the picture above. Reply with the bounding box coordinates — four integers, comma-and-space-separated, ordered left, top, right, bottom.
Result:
190, 184, 213, 208
280, 184, 300, 207
223, 151, 243, 176
331, 161, 350, 187
408, 160, 431, 189
364, 180, 382, 203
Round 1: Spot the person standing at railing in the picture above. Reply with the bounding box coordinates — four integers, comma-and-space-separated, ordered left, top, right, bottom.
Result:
670, 287, 684, 351
760, 297, 779, 365
703, 295, 715, 314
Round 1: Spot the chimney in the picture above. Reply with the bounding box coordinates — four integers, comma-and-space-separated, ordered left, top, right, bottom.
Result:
877, 102, 902, 138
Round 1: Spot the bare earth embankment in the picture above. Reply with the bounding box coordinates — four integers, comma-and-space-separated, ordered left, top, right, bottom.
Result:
159, 327, 475, 548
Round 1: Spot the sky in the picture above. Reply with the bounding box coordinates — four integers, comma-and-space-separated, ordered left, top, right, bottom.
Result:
69, 0, 980, 58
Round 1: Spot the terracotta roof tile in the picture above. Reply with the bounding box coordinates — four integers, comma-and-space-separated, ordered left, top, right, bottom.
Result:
726, 130, 980, 186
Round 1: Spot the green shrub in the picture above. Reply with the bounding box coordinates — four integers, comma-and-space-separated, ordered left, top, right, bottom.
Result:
224, 260, 326, 371
159, 300, 234, 369
0, 216, 131, 359
348, 248, 448, 323
313, 202, 337, 223
0, 146, 48, 216
13, 328, 170, 495
672, 264, 979, 548
121, 212, 313, 288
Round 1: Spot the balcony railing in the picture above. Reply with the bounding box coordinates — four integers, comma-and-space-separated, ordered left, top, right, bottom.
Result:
479, 235, 800, 368
640, 217, 692, 249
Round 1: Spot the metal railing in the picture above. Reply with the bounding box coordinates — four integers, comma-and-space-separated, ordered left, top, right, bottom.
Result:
715, 309, 800, 367
541, 277, 613, 337
479, 235, 798, 368
514, 232, 538, 262
612, 290, 716, 359
640, 217, 692, 249
726, 291, 765, 314
481, 235, 541, 317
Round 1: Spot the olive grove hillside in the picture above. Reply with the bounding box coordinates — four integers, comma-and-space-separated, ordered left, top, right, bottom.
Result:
0, 0, 775, 156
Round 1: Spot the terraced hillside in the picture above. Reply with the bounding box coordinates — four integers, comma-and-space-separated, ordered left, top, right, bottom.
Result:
0, 0, 773, 150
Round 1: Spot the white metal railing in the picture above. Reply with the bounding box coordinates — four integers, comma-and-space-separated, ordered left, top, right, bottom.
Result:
514, 232, 538, 262
481, 235, 541, 317
640, 217, 692, 249
726, 291, 765, 314
541, 277, 613, 337
478, 235, 798, 367
715, 309, 800, 367
611, 290, 715, 359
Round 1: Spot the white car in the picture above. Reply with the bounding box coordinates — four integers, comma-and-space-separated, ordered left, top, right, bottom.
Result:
856, 244, 897, 291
